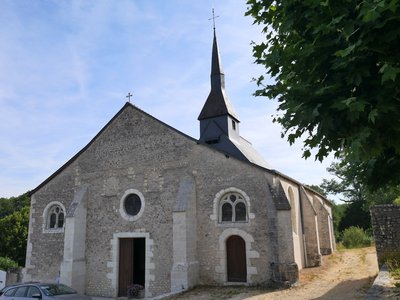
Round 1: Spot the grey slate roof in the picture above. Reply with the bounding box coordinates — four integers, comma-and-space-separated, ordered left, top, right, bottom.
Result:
229, 136, 272, 169
198, 29, 239, 121
197, 28, 270, 169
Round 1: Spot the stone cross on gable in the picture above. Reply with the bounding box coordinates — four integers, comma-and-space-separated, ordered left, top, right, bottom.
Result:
126, 92, 133, 103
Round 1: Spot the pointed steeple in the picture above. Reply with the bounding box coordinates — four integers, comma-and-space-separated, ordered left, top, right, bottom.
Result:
198, 29, 239, 121
210, 29, 225, 90
196, 22, 271, 169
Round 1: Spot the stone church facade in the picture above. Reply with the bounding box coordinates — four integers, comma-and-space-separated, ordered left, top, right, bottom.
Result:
24, 30, 335, 298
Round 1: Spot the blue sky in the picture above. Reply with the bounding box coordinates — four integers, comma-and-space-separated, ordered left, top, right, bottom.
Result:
0, 0, 335, 198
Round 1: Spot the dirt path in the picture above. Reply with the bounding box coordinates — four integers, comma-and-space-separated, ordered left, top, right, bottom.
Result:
171, 247, 378, 300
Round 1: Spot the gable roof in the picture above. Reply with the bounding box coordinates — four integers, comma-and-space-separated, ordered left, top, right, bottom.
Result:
229, 136, 271, 169
29, 102, 197, 196
29, 101, 332, 208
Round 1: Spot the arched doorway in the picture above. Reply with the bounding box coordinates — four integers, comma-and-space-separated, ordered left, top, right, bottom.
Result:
226, 235, 247, 282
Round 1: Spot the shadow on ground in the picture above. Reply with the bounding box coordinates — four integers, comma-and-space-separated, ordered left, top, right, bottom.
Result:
311, 276, 376, 300
169, 277, 376, 300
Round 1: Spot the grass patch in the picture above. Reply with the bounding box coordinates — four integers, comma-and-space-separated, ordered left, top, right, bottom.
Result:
391, 268, 400, 280
381, 248, 400, 282
359, 248, 367, 264
327, 251, 343, 265
335, 242, 346, 251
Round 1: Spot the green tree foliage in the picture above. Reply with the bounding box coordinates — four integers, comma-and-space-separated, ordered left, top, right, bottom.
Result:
246, 0, 400, 188
331, 202, 347, 239
0, 256, 18, 271
321, 159, 400, 204
338, 200, 371, 232
342, 226, 372, 248
321, 159, 367, 203
318, 159, 399, 234
0, 193, 30, 218
0, 206, 29, 266
0, 193, 30, 266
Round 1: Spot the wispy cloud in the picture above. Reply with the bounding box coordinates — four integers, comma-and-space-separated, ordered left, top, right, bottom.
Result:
0, 1, 334, 197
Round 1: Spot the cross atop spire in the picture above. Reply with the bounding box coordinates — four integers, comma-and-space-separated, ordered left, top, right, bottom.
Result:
208, 8, 219, 31
198, 16, 239, 122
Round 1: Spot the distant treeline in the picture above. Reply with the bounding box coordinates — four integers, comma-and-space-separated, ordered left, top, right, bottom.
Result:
0, 193, 30, 267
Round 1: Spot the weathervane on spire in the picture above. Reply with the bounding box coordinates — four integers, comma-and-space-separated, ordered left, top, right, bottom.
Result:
208, 8, 219, 30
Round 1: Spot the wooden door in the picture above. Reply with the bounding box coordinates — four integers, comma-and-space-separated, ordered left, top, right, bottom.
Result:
119, 238, 134, 296
226, 235, 247, 282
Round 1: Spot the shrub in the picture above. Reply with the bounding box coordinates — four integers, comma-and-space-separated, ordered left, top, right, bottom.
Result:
0, 256, 18, 270
381, 249, 400, 280
342, 226, 372, 248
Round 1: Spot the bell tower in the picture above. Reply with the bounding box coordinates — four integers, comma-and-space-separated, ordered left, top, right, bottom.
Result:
197, 23, 271, 170
198, 28, 240, 144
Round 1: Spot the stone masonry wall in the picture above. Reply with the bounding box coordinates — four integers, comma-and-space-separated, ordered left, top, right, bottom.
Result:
24, 171, 76, 283
313, 197, 332, 255
370, 204, 400, 265
192, 145, 298, 286
300, 188, 321, 267
27, 104, 304, 297
77, 106, 196, 297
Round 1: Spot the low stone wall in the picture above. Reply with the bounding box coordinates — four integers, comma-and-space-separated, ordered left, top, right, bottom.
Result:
365, 264, 399, 300
5, 267, 23, 285
370, 204, 400, 265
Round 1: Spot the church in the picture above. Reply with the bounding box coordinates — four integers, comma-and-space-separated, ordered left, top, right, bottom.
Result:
24, 28, 335, 298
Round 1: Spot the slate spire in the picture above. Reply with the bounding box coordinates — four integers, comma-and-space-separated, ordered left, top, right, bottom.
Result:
210, 28, 225, 90
198, 29, 239, 121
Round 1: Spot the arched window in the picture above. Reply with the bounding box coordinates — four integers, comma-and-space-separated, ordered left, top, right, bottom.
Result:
235, 202, 247, 221
47, 204, 65, 229
219, 192, 248, 223
221, 203, 232, 221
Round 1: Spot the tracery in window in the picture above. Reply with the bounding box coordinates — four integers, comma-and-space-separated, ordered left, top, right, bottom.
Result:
47, 204, 65, 229
219, 192, 248, 223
